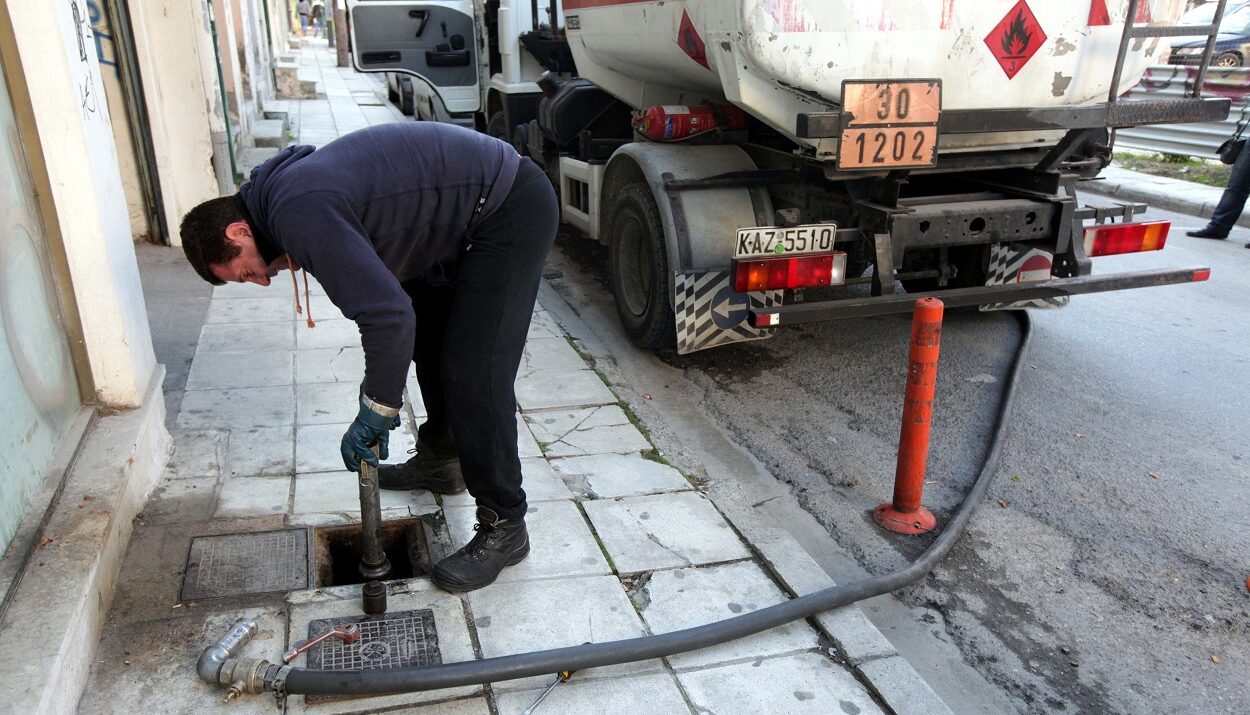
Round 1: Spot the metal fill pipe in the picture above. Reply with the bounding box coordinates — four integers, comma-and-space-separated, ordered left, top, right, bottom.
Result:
358, 445, 390, 614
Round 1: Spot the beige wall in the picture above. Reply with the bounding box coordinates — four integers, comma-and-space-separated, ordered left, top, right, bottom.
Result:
84, 0, 151, 242
4, 0, 158, 407
242, 0, 274, 106
128, 0, 226, 245
212, 0, 244, 132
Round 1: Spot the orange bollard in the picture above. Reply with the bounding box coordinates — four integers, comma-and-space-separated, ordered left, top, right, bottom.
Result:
874, 297, 944, 535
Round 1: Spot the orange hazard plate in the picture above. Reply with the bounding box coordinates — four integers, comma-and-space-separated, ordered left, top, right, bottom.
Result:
838, 80, 941, 171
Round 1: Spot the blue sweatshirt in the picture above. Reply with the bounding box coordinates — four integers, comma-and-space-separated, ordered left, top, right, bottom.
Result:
236, 122, 521, 407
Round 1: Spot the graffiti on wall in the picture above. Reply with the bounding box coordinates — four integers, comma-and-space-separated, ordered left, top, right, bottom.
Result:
86, 0, 121, 79
67, 0, 108, 126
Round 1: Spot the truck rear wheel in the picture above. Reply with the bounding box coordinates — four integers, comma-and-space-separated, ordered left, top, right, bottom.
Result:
487, 111, 508, 142
609, 185, 676, 349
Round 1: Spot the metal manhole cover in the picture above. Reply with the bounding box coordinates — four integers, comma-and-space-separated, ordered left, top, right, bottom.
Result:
181, 529, 309, 600
305, 608, 442, 701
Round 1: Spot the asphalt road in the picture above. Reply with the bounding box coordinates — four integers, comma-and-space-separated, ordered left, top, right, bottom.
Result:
543, 201, 1249, 714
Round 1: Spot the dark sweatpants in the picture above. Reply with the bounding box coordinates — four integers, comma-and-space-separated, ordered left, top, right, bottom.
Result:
401, 159, 557, 520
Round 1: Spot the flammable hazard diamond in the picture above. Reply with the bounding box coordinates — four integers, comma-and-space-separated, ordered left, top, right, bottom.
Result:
985, 0, 1047, 80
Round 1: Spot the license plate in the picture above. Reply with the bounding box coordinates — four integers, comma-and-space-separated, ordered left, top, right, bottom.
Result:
735, 224, 836, 259
838, 79, 941, 171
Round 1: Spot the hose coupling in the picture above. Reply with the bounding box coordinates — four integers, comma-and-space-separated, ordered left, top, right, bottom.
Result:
219, 656, 273, 702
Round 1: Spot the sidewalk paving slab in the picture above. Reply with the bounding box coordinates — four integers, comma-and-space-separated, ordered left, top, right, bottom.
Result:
551, 452, 692, 498
176, 385, 295, 429
466, 574, 662, 693
515, 368, 618, 410
167, 428, 226, 479
185, 349, 293, 390
495, 672, 691, 715
582, 492, 752, 574
637, 561, 820, 669
676, 652, 885, 715
224, 425, 295, 477
198, 321, 295, 353
526, 404, 652, 457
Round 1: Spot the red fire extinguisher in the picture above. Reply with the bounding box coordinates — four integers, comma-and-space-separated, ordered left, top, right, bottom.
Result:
633, 104, 748, 141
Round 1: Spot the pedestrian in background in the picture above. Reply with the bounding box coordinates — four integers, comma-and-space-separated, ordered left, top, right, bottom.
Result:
311, 3, 325, 38
1188, 102, 1250, 248
296, 0, 311, 36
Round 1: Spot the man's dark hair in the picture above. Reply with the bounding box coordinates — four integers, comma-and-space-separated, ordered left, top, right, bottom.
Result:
180, 196, 245, 285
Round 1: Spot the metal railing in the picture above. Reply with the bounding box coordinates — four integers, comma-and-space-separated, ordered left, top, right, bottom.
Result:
1117, 65, 1250, 160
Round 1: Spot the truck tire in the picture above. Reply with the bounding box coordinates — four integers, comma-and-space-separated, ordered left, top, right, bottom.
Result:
398, 77, 415, 116
487, 111, 508, 142
609, 184, 676, 349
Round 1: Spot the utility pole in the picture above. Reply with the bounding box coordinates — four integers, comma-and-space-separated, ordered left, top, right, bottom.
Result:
334, 0, 349, 66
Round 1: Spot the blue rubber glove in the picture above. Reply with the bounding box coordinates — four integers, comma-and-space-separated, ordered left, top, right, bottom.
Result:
340, 395, 401, 472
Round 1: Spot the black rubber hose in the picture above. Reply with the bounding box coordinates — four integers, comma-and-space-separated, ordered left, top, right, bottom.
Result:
284, 312, 1033, 696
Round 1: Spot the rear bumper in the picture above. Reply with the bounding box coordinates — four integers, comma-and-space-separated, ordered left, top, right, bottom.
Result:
750, 266, 1210, 326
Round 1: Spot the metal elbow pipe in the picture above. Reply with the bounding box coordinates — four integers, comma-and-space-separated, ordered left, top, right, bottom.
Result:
197, 617, 258, 683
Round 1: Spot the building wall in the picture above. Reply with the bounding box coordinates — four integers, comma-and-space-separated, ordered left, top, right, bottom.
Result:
212, 0, 246, 138
4, 0, 157, 407
128, 0, 227, 241
0, 48, 84, 558
85, 0, 151, 243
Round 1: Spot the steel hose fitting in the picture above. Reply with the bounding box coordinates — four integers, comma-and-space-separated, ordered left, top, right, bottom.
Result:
197, 617, 258, 684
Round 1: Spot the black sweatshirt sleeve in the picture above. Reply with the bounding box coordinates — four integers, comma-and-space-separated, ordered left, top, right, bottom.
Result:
271, 192, 413, 408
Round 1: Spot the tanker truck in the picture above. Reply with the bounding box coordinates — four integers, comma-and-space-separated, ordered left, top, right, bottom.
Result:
345, 0, 1229, 352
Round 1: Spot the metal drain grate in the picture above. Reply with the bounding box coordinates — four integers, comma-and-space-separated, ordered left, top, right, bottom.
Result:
305, 609, 442, 701
181, 529, 309, 600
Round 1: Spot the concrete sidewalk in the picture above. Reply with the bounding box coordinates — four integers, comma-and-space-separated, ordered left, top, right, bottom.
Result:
78, 41, 949, 715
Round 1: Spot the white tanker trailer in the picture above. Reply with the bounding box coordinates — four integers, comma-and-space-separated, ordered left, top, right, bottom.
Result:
347, 0, 1229, 352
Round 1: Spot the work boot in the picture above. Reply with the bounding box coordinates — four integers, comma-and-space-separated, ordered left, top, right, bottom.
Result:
377, 441, 464, 493
431, 507, 529, 592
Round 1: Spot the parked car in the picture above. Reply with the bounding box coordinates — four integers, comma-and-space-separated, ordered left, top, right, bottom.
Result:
1169, 3, 1250, 66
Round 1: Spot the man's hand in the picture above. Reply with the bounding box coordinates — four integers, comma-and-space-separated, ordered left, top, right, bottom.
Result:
341, 395, 401, 472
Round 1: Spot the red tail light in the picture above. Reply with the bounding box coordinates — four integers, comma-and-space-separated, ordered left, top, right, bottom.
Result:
1082, 220, 1169, 257
732, 252, 848, 292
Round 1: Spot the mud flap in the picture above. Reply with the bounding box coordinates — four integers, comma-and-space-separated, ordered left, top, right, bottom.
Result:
981, 243, 1070, 311
674, 271, 781, 353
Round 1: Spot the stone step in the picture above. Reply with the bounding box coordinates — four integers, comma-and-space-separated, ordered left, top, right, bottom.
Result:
262, 99, 291, 122
252, 118, 288, 149
239, 146, 280, 176
275, 61, 318, 99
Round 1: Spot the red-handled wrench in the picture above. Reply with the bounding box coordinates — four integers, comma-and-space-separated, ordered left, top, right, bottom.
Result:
282, 623, 361, 663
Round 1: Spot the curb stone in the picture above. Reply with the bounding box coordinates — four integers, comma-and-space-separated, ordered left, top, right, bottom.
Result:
1080, 165, 1250, 229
